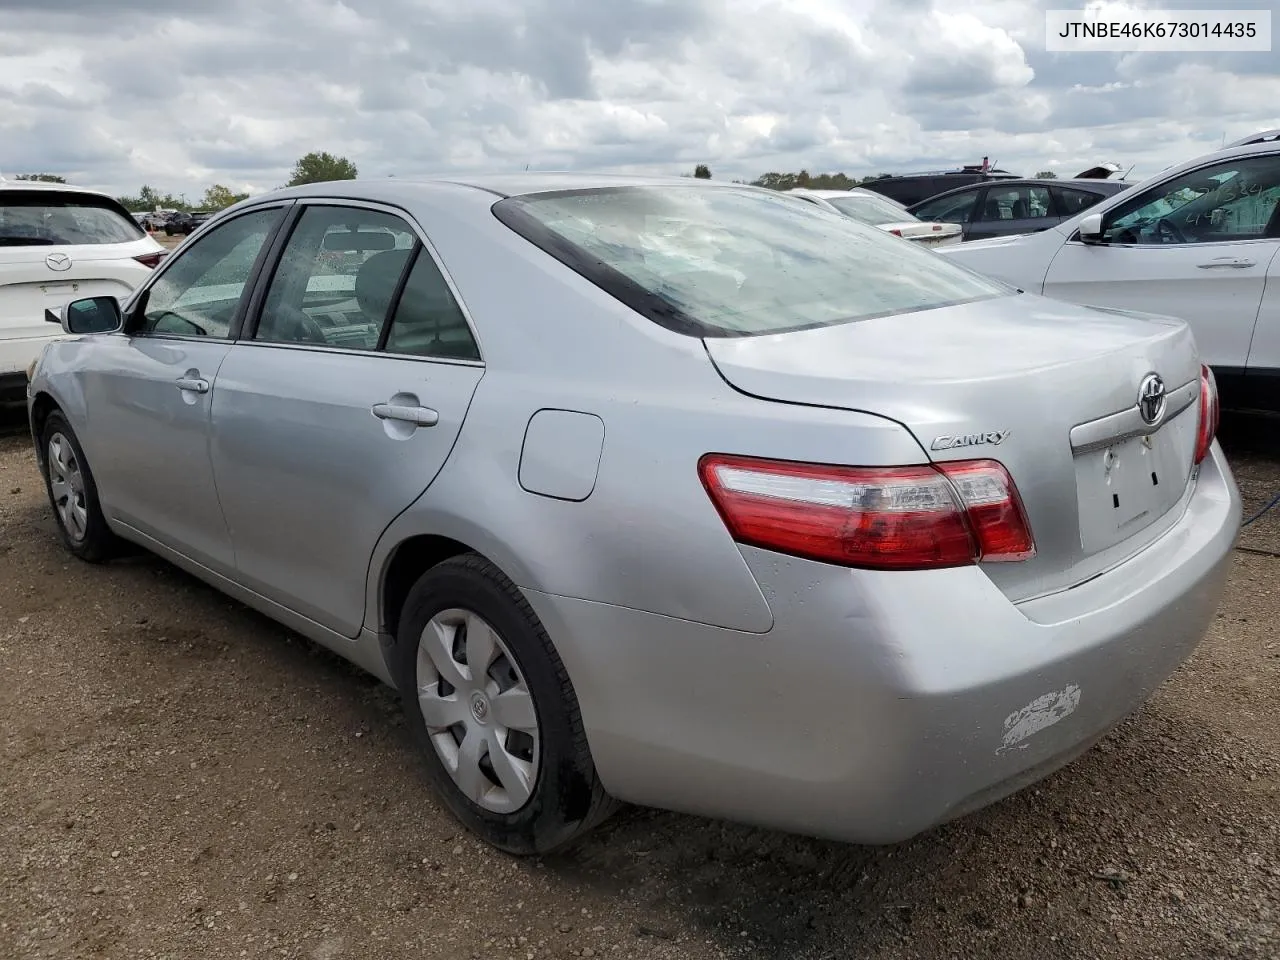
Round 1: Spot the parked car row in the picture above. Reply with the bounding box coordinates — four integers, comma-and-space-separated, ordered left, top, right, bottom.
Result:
943, 129, 1280, 412
22, 152, 1242, 857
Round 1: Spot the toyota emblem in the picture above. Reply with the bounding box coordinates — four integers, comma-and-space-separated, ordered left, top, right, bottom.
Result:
45, 253, 72, 272
1137, 373, 1167, 426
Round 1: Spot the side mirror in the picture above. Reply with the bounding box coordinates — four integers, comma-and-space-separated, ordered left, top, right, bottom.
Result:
44, 296, 124, 335
1078, 212, 1104, 243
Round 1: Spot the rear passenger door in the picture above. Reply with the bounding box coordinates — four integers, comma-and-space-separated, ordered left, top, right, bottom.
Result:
208, 201, 484, 638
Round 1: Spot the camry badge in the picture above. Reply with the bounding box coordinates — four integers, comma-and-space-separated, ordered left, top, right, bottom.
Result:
931, 430, 1011, 451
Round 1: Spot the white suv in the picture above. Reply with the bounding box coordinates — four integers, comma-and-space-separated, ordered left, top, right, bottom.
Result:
941, 130, 1280, 413
0, 179, 166, 402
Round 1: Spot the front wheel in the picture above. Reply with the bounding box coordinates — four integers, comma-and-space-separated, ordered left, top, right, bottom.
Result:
394, 553, 618, 855
39, 412, 124, 563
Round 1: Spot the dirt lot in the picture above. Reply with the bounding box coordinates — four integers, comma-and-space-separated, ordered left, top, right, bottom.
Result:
1, 409, 1278, 960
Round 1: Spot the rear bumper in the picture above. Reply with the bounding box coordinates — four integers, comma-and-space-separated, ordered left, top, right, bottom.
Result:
0, 335, 57, 378
524, 444, 1240, 844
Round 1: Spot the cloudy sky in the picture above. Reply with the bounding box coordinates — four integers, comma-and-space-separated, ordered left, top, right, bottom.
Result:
1, 0, 1277, 199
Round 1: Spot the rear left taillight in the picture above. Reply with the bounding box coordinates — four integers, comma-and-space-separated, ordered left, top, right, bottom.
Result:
134, 251, 167, 269
698, 454, 1035, 571
888, 228, 903, 236
1194, 363, 1219, 465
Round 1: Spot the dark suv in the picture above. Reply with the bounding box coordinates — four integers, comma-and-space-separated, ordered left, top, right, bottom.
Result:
164, 211, 215, 236
906, 178, 1132, 241
857, 164, 1020, 207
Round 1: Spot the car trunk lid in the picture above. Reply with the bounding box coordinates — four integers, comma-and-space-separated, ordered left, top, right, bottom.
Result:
0, 241, 152, 340
703, 292, 1202, 602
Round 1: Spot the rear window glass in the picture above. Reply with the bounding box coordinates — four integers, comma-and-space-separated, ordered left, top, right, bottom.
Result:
494, 186, 1007, 337
0, 191, 145, 246
826, 193, 914, 226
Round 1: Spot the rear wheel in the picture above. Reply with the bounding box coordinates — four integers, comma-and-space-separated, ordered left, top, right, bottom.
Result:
394, 553, 617, 855
40, 412, 124, 563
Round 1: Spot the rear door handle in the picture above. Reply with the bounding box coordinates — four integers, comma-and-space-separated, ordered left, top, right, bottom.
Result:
372, 402, 439, 427
175, 377, 210, 394
1197, 257, 1255, 269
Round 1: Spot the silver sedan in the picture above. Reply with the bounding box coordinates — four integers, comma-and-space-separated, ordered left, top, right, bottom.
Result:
26, 175, 1240, 854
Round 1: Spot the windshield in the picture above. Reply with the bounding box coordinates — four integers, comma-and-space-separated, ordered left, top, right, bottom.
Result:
0, 191, 146, 246
495, 186, 1007, 337
826, 193, 915, 226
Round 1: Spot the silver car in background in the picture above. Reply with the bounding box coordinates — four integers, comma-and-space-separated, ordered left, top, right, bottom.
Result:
27, 175, 1239, 854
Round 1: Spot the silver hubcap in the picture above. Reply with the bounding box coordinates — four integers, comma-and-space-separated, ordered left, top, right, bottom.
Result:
47, 433, 89, 542
416, 608, 540, 814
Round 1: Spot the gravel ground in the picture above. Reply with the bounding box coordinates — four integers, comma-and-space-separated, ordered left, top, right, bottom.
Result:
1, 408, 1278, 960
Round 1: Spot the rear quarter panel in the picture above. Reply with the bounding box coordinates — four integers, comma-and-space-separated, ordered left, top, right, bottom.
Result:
364, 186, 929, 634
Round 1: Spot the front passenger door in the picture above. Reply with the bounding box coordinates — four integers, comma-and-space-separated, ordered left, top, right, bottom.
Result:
80, 206, 286, 573
209, 203, 485, 638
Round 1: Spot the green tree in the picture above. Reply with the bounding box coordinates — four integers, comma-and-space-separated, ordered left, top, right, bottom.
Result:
201, 184, 250, 210
693, 164, 712, 179
1034, 170, 1058, 179
287, 151, 358, 187
14, 173, 67, 183
117, 184, 190, 212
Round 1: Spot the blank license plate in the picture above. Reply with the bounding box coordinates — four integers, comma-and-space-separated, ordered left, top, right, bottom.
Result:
1075, 430, 1188, 554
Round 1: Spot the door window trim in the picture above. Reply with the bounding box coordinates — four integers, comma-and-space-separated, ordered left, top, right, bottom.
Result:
236, 196, 486, 365
122, 202, 296, 344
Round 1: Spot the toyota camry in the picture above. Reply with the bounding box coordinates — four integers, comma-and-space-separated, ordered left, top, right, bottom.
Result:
26, 174, 1240, 854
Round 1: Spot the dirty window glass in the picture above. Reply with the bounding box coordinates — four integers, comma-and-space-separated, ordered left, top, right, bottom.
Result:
497, 186, 1007, 338
1103, 156, 1280, 244
255, 206, 417, 350
136, 208, 281, 338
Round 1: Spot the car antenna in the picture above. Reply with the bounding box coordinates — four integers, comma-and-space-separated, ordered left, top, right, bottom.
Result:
1123, 163, 1136, 179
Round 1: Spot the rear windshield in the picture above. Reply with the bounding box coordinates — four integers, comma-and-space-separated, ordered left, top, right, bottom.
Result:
826, 193, 915, 226
0, 190, 145, 247
494, 185, 1007, 337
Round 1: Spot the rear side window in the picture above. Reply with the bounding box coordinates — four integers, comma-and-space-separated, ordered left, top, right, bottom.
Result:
495, 186, 1008, 338
0, 190, 145, 246
1053, 186, 1105, 216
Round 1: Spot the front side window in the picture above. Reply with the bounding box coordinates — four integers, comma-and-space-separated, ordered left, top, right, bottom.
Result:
913, 190, 979, 224
495, 186, 1008, 338
1103, 155, 1280, 244
254, 206, 418, 350
977, 186, 1052, 222
135, 207, 282, 338
0, 190, 145, 246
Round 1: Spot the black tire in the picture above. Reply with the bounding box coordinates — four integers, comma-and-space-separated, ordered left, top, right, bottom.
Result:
164, 226, 174, 236
39, 411, 124, 563
394, 553, 618, 855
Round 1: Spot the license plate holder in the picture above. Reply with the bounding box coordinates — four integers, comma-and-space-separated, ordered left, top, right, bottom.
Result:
1075, 429, 1186, 553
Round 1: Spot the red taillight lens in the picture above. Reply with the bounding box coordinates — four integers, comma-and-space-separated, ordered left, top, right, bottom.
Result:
1194, 364, 1219, 465
133, 251, 167, 269
698, 455, 1035, 571
888, 228, 903, 236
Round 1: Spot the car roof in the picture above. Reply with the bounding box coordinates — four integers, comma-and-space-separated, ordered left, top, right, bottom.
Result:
266, 173, 770, 205
0, 178, 119, 202
906, 177, 1130, 207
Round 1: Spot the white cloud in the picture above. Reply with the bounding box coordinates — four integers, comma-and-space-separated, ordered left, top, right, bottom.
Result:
0, 0, 1277, 198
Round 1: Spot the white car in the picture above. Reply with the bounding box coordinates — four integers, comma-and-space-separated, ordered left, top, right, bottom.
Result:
788, 188, 963, 247
941, 130, 1280, 412
0, 179, 166, 402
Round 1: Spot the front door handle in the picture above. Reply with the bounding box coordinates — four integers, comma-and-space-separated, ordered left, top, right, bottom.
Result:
1197, 257, 1255, 269
372, 402, 439, 427
175, 376, 210, 394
